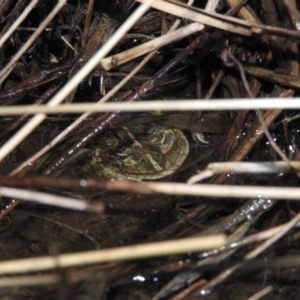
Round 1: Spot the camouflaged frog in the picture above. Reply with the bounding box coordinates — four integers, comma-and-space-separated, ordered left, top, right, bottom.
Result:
82, 124, 189, 180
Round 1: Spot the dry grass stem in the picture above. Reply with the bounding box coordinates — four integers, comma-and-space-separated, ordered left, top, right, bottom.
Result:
185, 161, 300, 183
0, 235, 226, 275
9, 0, 196, 177
0, 0, 67, 82
206, 161, 300, 173
1, 177, 300, 201
246, 286, 273, 300
0, 0, 154, 163
200, 211, 300, 292
212, 215, 300, 291
138, 0, 300, 40
0, 187, 103, 212
99, 23, 204, 70
1, 0, 299, 297
0, 98, 300, 115
246, 211, 300, 260
0, 0, 38, 47
99, 181, 300, 200
0, 274, 60, 288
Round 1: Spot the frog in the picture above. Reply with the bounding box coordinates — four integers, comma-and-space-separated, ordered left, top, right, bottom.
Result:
82, 124, 189, 180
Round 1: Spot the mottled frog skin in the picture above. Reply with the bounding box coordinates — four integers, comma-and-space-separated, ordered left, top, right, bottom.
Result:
84, 124, 189, 180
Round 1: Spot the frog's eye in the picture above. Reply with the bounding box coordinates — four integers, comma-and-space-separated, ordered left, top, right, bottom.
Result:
163, 132, 173, 145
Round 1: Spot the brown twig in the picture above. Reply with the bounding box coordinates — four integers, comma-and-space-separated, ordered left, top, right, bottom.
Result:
81, 0, 95, 49
221, 50, 297, 172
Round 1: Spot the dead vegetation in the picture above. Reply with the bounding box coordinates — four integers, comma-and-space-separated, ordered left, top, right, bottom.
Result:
0, 0, 300, 299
